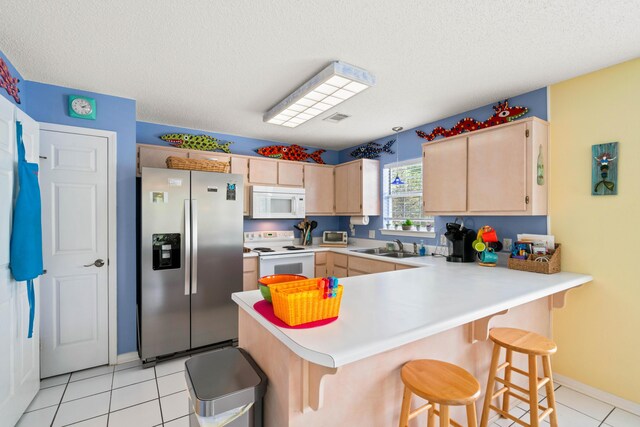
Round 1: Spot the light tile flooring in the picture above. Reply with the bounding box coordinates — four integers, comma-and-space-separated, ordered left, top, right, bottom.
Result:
17, 357, 197, 427
17, 356, 640, 427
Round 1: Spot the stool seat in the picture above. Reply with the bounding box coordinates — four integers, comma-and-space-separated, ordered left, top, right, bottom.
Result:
490, 328, 557, 356
401, 359, 481, 406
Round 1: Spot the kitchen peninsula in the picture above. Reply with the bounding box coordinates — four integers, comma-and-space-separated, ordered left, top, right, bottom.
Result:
232, 253, 592, 426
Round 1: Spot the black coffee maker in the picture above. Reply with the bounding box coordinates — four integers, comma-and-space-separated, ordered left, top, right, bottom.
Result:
444, 222, 476, 262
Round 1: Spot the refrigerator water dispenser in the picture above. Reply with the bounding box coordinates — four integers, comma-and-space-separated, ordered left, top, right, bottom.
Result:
152, 233, 181, 270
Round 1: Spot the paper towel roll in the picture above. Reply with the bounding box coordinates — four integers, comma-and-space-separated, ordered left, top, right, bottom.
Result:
350, 216, 369, 225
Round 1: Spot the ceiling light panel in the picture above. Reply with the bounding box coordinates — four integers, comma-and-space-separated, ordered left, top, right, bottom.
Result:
264, 61, 375, 128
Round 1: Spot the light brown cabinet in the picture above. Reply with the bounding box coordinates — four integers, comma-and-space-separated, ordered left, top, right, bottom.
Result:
422, 118, 548, 216
248, 158, 278, 185
278, 162, 304, 187
243, 257, 259, 291
334, 159, 380, 216
137, 145, 186, 176
347, 255, 395, 277
230, 157, 250, 215
315, 252, 328, 277
422, 135, 467, 213
304, 164, 335, 215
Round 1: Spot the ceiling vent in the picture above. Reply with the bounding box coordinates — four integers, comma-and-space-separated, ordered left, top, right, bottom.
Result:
323, 113, 351, 123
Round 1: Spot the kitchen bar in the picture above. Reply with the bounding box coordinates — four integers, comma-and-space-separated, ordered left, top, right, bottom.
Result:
232, 253, 591, 426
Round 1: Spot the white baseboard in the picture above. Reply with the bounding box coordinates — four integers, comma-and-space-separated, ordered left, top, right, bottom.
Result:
554, 373, 640, 416
115, 352, 140, 365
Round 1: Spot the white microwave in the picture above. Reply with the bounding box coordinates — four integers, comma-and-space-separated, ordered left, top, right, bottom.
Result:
250, 186, 305, 219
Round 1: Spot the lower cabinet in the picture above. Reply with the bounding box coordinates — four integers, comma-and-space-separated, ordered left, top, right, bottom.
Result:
348, 256, 395, 276
315, 252, 328, 277
243, 257, 259, 291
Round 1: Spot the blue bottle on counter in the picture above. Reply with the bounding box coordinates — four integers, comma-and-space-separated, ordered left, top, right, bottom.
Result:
419, 240, 427, 256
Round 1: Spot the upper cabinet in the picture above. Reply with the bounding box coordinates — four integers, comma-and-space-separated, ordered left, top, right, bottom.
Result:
335, 159, 380, 216
248, 158, 278, 185
137, 145, 186, 176
277, 162, 304, 187
247, 158, 304, 187
304, 164, 335, 215
230, 157, 250, 215
422, 118, 548, 216
423, 135, 468, 213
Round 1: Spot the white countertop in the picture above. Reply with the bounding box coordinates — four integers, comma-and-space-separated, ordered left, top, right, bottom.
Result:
233, 248, 592, 368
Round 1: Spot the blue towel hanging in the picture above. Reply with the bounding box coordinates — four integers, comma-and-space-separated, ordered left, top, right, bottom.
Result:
10, 121, 43, 339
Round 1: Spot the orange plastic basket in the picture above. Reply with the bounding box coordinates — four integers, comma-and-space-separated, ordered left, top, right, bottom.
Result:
270, 278, 343, 326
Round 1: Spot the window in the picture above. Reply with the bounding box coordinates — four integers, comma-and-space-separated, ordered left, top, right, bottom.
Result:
383, 159, 434, 231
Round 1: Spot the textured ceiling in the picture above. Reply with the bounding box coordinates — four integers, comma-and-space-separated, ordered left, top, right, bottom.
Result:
1, 1, 639, 149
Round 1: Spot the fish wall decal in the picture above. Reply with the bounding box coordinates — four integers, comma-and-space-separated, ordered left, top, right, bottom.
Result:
256, 144, 325, 164
160, 133, 233, 153
416, 100, 528, 141
350, 139, 395, 159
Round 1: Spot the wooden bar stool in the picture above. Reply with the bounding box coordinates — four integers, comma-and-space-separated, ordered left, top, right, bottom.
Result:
480, 328, 559, 427
399, 359, 481, 427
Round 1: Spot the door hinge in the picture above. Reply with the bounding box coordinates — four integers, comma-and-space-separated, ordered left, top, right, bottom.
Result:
525, 129, 530, 138
525, 196, 530, 204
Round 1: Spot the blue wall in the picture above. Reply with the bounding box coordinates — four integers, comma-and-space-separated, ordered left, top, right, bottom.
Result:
25, 81, 139, 354
338, 87, 549, 245
0, 50, 27, 111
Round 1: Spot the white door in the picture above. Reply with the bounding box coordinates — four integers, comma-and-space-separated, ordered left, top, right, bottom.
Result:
0, 100, 41, 427
39, 127, 109, 378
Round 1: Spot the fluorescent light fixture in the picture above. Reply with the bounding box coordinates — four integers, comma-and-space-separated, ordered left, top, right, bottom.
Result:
264, 61, 375, 128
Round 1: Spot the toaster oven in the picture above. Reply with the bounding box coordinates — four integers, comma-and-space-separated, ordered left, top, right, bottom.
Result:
322, 231, 348, 245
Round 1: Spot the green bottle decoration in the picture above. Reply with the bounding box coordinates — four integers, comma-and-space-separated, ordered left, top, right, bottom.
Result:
537, 144, 544, 185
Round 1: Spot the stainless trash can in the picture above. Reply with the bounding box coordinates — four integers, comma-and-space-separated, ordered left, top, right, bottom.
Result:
185, 348, 267, 427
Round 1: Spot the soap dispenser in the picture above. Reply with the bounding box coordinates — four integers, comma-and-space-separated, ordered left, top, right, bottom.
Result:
419, 240, 427, 256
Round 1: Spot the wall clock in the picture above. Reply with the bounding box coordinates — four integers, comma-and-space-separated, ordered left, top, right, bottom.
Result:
68, 95, 96, 120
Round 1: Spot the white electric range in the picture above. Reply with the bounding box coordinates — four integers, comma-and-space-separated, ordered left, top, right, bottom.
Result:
244, 231, 315, 278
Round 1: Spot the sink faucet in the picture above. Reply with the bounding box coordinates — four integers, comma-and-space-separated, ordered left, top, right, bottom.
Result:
393, 239, 403, 253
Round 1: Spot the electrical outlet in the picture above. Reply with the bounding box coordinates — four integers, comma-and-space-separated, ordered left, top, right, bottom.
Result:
439, 235, 447, 246
503, 238, 513, 250
368, 230, 376, 239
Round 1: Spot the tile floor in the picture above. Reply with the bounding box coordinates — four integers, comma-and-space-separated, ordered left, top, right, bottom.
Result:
17, 357, 197, 427
16, 356, 640, 427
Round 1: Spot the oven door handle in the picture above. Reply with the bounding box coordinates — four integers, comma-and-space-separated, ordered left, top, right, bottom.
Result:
259, 252, 314, 261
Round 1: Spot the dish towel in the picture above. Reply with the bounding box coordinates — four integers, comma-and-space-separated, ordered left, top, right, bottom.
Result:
10, 121, 43, 338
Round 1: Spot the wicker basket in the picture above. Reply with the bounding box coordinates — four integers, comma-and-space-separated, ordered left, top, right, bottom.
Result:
166, 156, 230, 173
507, 244, 561, 274
270, 278, 343, 326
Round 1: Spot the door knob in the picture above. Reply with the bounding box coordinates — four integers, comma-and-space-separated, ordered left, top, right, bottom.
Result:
84, 259, 105, 268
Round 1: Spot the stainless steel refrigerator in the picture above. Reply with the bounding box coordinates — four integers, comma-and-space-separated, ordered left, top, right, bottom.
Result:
138, 167, 243, 364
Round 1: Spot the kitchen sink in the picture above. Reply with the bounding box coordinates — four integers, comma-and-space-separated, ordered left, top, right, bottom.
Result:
379, 252, 419, 259
350, 247, 392, 255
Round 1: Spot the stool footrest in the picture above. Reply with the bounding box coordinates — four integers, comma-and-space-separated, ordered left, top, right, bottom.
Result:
433, 408, 464, 427
491, 386, 509, 400
510, 366, 529, 377
496, 361, 510, 372
407, 402, 432, 421
537, 377, 550, 390
538, 407, 554, 423
495, 377, 530, 396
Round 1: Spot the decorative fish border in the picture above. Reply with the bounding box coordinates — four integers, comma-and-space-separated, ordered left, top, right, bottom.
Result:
255, 144, 325, 164
0, 58, 21, 104
349, 139, 395, 159
416, 100, 529, 141
160, 133, 234, 153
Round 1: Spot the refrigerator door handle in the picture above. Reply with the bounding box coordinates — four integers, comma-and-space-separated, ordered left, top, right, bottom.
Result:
191, 199, 198, 295
184, 199, 191, 296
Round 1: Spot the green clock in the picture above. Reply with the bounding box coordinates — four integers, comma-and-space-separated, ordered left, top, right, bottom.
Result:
69, 95, 96, 120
